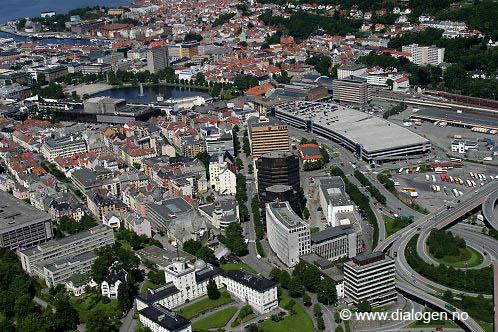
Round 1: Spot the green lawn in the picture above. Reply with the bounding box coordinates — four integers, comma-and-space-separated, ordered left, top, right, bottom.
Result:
220, 262, 257, 273
178, 292, 233, 319
141, 280, 157, 293
383, 215, 412, 237
434, 246, 484, 268
69, 293, 122, 322
192, 306, 238, 330
258, 292, 314, 332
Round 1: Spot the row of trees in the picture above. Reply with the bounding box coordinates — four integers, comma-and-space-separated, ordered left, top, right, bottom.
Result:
233, 125, 241, 156
377, 173, 396, 194
405, 236, 493, 294
331, 166, 379, 247
251, 196, 265, 241
236, 173, 250, 222
243, 130, 251, 156
353, 170, 386, 205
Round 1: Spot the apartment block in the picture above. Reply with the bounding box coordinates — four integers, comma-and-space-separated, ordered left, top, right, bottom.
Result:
19, 224, 114, 287
40, 135, 88, 162
401, 44, 445, 66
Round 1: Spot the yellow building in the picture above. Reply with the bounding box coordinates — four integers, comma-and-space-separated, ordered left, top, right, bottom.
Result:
249, 118, 290, 159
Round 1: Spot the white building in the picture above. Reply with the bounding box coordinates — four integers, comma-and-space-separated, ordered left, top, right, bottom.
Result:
344, 252, 396, 307
103, 212, 122, 230
451, 139, 478, 154
208, 154, 226, 186
366, 69, 409, 91
208, 154, 236, 195
318, 177, 354, 227
265, 201, 311, 267
198, 198, 239, 230
222, 269, 278, 313
337, 64, 368, 80
19, 225, 114, 287
421, 20, 467, 33
136, 259, 278, 314
215, 168, 236, 195
40, 135, 88, 162
101, 269, 128, 299
401, 44, 445, 66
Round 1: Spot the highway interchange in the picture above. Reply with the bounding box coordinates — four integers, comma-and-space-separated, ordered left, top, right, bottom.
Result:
301, 123, 498, 331
238, 121, 498, 331
294, 123, 498, 331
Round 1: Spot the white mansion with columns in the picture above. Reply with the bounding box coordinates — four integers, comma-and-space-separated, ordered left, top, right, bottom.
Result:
136, 258, 278, 332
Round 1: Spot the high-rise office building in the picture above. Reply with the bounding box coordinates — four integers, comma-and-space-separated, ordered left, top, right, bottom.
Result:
344, 252, 396, 307
256, 151, 300, 195
248, 118, 289, 159
265, 201, 311, 267
310, 225, 360, 261
147, 45, 169, 74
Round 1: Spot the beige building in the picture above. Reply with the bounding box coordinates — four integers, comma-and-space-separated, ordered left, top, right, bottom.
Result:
248, 118, 289, 159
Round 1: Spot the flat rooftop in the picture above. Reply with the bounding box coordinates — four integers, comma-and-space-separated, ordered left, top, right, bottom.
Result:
21, 224, 113, 256
267, 201, 306, 229
0, 191, 51, 231
350, 251, 389, 267
275, 101, 430, 153
311, 225, 354, 244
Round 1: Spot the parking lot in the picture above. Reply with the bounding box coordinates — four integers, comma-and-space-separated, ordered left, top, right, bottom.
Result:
387, 163, 498, 213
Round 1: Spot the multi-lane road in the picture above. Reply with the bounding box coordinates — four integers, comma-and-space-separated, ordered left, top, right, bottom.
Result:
378, 181, 498, 331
